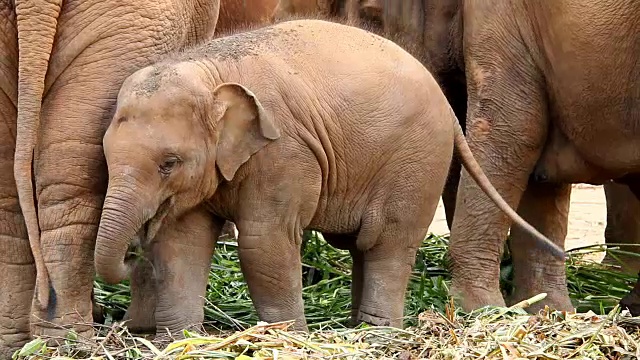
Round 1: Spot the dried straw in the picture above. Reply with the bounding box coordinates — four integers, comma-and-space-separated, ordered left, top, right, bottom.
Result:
15, 295, 640, 360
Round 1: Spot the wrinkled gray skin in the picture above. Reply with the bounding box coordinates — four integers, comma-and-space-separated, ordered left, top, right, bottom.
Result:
4, 0, 219, 355
448, 0, 639, 313
94, 20, 562, 333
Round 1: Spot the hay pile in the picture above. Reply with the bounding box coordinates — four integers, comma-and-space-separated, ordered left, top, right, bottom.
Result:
14, 300, 640, 359
13, 233, 640, 359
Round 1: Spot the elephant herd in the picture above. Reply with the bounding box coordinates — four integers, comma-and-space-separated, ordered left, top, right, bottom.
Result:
0, 0, 638, 356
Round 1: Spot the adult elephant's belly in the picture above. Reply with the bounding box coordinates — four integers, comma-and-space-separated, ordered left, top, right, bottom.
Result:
544, 71, 640, 178
555, 111, 640, 175
534, 103, 640, 185
539, 0, 640, 175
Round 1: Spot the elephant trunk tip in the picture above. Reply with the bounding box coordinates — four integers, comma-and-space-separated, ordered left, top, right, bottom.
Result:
95, 257, 129, 285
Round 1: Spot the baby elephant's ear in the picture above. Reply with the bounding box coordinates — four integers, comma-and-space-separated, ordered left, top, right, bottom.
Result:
213, 82, 281, 182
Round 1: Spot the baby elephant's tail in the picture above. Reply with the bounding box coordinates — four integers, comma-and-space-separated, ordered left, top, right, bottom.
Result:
451, 114, 566, 260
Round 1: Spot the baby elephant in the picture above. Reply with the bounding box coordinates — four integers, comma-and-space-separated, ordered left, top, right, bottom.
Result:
94, 19, 564, 333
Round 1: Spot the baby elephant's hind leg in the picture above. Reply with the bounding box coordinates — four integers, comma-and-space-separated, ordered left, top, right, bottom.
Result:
355, 193, 440, 327
355, 222, 429, 327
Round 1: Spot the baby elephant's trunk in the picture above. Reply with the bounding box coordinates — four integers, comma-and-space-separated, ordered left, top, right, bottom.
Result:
95, 184, 146, 284
450, 114, 566, 259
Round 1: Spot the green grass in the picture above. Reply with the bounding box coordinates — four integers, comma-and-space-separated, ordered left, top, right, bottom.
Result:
93, 232, 638, 331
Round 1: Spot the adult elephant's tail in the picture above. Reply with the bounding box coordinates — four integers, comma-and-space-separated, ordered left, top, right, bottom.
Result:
451, 112, 567, 260
14, 0, 63, 311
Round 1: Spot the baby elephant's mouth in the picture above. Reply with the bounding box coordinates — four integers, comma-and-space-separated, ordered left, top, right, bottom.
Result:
124, 196, 173, 265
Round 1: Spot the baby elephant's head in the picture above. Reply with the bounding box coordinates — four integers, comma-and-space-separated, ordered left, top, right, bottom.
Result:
95, 61, 280, 284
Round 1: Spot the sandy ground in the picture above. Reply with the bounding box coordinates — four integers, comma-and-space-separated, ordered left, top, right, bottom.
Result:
429, 184, 607, 261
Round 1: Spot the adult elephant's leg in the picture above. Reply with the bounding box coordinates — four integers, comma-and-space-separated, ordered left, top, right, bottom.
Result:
603, 182, 640, 274
449, 1, 549, 311
32, 31, 170, 339
30, 2, 219, 338
31, 68, 111, 338
0, 117, 33, 357
0, 4, 35, 355
0, 32, 34, 359
441, 82, 468, 230
508, 182, 572, 312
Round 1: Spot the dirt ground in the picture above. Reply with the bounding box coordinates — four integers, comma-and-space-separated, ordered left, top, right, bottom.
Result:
429, 184, 607, 261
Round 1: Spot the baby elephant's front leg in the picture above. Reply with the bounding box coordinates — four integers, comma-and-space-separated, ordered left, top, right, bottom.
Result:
237, 223, 306, 331
150, 208, 221, 334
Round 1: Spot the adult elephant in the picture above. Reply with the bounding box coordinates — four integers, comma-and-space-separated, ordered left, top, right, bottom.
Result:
447, 0, 639, 312
8, 0, 220, 354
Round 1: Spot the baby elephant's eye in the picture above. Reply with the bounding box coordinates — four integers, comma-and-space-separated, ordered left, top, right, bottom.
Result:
159, 156, 181, 177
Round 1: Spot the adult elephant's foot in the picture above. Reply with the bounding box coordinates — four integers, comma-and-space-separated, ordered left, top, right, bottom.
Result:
30, 293, 95, 345
220, 221, 239, 240
92, 302, 105, 326
0, 345, 22, 359
0, 332, 30, 360
449, 282, 506, 311
92, 290, 106, 326
29, 298, 97, 344
31, 314, 94, 341
31, 322, 94, 348
507, 182, 573, 314
0, 241, 35, 358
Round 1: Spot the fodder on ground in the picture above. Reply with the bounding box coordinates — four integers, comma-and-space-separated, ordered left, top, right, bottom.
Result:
14, 233, 640, 359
